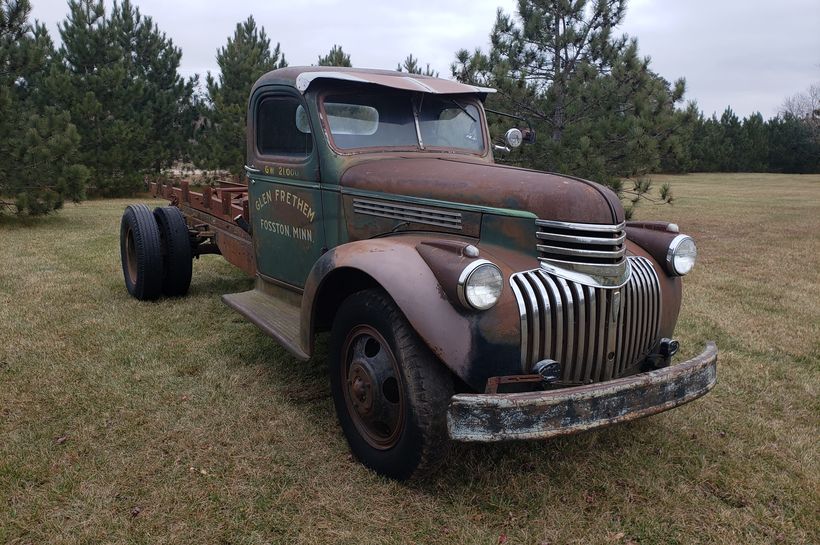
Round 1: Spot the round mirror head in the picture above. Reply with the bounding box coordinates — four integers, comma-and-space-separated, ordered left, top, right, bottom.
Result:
505, 128, 523, 148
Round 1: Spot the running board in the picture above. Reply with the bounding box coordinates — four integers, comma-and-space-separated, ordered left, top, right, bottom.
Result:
222, 286, 309, 361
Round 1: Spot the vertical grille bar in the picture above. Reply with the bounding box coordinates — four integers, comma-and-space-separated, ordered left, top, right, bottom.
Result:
570, 282, 586, 383
541, 272, 564, 366
509, 278, 529, 370
556, 278, 575, 381
526, 271, 551, 365
518, 276, 539, 367
511, 257, 661, 383
582, 286, 597, 384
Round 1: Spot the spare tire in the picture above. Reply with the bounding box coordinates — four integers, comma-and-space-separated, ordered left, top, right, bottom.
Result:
153, 206, 193, 297
120, 204, 163, 300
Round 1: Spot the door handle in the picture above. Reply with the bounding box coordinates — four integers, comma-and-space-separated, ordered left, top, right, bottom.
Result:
244, 165, 261, 174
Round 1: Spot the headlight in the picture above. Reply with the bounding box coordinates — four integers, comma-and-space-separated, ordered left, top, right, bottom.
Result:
667, 234, 697, 275
458, 260, 504, 310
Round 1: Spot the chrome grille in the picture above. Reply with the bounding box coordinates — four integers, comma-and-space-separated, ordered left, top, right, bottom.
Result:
536, 219, 627, 287
353, 198, 462, 230
510, 256, 661, 382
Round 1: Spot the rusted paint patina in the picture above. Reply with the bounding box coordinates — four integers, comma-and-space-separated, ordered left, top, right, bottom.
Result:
145, 67, 716, 439
447, 342, 717, 441
300, 235, 526, 390
255, 66, 497, 96
340, 157, 622, 226
150, 181, 257, 276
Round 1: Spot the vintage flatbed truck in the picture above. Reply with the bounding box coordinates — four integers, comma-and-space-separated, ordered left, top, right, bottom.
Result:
120, 67, 717, 480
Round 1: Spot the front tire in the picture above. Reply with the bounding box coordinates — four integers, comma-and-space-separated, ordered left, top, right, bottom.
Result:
120, 204, 163, 301
329, 289, 453, 480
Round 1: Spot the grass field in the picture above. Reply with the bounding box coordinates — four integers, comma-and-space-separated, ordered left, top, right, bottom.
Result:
1, 173, 818, 544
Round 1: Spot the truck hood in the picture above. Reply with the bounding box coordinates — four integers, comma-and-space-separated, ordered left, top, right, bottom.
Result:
340, 157, 624, 224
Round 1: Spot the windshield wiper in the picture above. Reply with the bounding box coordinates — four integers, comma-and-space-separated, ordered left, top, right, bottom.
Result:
446, 98, 477, 122
412, 94, 425, 150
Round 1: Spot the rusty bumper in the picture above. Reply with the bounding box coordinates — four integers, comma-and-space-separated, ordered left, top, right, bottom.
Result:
447, 342, 717, 441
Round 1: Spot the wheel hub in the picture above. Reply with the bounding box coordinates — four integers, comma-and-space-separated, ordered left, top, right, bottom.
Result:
348, 363, 374, 416
341, 325, 406, 450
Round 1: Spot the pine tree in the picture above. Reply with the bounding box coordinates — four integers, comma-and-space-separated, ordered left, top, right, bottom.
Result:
717, 107, 742, 171
396, 54, 438, 77
108, 1, 197, 172
768, 114, 820, 173
195, 16, 286, 175
0, 0, 88, 215
46, 0, 194, 196
318, 44, 351, 67
738, 113, 768, 172
451, 0, 685, 214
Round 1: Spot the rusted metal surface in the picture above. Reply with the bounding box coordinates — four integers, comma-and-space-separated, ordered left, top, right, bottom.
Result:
299, 235, 528, 390
124, 68, 723, 458
150, 181, 256, 276
340, 157, 623, 226
484, 374, 544, 394
447, 342, 717, 441
252, 66, 495, 96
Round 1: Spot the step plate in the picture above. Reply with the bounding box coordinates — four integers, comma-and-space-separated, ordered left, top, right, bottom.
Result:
222, 289, 308, 361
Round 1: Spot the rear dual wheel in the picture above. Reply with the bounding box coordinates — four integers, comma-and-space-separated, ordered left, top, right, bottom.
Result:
153, 206, 192, 297
120, 204, 192, 300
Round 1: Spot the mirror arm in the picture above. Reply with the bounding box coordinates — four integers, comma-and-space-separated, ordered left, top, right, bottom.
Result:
483, 107, 536, 143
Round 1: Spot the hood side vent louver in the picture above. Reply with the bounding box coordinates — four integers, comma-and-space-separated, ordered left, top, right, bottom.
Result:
353, 198, 462, 230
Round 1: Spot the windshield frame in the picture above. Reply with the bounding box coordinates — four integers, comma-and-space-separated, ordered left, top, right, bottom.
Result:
316, 88, 490, 157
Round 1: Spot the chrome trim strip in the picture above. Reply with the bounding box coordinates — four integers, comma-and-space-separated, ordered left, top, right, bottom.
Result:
509, 277, 529, 370
535, 218, 628, 288
535, 219, 626, 232
538, 257, 630, 288
519, 273, 540, 365
537, 244, 626, 259
571, 281, 586, 383
537, 231, 627, 246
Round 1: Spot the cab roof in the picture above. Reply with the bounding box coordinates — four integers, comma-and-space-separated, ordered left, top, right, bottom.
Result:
253, 66, 496, 96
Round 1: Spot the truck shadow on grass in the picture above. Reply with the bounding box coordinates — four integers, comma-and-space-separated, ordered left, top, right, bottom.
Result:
229, 325, 697, 492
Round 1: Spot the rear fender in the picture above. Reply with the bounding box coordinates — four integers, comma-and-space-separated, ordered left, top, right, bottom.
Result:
301, 237, 523, 390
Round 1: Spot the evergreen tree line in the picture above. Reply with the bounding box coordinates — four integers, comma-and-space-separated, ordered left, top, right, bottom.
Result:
450, 0, 819, 213
674, 107, 820, 174
1, 0, 817, 216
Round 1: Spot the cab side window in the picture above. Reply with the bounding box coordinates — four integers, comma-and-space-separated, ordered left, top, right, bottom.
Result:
256, 96, 313, 157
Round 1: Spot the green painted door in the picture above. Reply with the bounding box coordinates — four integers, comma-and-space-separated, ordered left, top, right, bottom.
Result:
246, 89, 324, 288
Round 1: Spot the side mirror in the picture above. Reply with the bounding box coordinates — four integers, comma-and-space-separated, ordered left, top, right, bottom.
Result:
505, 128, 523, 148
496, 127, 536, 154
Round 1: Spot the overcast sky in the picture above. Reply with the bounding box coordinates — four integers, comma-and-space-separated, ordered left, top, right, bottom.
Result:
30, 0, 820, 118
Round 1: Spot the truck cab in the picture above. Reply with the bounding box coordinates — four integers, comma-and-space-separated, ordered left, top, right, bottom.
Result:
122, 67, 717, 480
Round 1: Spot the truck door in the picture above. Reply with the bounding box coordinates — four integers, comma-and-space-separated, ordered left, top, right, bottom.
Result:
246, 89, 324, 288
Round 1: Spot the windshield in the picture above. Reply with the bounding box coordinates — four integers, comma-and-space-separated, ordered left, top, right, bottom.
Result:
321, 92, 485, 153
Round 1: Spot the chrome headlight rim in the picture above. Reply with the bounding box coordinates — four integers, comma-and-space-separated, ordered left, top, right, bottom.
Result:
457, 259, 504, 310
666, 234, 697, 276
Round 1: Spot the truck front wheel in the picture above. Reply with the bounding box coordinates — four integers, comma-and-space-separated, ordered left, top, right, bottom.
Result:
329, 289, 453, 480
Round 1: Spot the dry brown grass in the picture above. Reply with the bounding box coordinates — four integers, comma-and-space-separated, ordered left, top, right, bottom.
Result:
1, 173, 818, 544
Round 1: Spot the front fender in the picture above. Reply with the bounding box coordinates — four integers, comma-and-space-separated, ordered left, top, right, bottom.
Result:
301, 236, 524, 390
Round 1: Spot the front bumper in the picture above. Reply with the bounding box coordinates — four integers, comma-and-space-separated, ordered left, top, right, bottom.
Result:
447, 342, 717, 441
